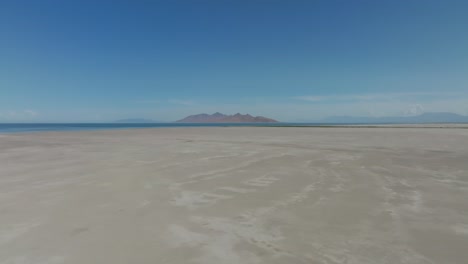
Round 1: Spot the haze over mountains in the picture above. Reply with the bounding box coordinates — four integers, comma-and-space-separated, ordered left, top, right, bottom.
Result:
322, 112, 468, 124
176, 112, 278, 123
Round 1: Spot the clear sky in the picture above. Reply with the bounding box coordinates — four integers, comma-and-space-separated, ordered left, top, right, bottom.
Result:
1, 0, 467, 122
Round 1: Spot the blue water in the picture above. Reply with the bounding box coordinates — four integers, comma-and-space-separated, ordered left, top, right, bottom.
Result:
0, 123, 330, 133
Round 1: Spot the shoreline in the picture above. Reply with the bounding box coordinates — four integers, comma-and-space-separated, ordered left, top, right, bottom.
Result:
1, 122, 468, 135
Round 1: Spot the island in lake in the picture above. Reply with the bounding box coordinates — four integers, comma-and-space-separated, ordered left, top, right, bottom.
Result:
176, 112, 278, 123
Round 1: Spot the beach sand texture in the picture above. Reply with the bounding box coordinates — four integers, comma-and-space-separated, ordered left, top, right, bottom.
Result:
1, 127, 467, 264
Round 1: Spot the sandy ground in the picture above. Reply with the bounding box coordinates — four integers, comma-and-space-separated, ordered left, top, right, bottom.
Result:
1, 127, 468, 264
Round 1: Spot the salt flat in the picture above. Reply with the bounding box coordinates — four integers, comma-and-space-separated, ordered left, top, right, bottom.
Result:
1, 127, 467, 264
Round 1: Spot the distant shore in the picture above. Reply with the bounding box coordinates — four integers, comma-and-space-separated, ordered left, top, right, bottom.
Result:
269, 123, 468, 128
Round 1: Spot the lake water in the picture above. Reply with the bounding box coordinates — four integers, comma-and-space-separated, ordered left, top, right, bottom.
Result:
0, 123, 333, 133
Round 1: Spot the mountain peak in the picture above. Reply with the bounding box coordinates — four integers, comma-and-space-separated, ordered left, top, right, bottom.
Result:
212, 112, 226, 117
176, 113, 278, 123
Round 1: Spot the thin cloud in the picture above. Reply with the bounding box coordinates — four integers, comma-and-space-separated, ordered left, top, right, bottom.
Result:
0, 110, 39, 120
403, 104, 425, 116
292, 94, 382, 102
24, 110, 38, 116
293, 92, 463, 103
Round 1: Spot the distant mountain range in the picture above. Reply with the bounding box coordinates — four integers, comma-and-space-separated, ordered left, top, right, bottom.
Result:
176, 112, 278, 123
322, 112, 468, 124
115, 112, 468, 124
114, 118, 156, 123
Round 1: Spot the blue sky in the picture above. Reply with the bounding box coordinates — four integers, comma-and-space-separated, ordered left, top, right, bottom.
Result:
1, 0, 467, 122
